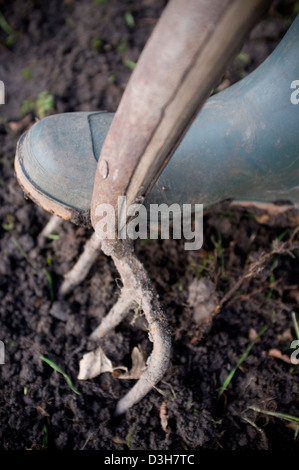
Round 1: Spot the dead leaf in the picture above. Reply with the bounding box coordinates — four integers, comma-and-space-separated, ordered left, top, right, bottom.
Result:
288, 290, 299, 303
286, 422, 299, 432
8, 114, 33, 132
268, 348, 292, 364
111, 436, 126, 445
276, 328, 293, 343
78, 346, 114, 380
118, 346, 146, 380
249, 328, 258, 341
34, 405, 49, 417
159, 400, 170, 435
78, 345, 145, 381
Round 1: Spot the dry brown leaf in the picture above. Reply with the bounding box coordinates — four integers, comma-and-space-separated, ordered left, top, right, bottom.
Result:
286, 422, 299, 432
268, 348, 292, 364
78, 345, 145, 381
276, 328, 293, 343
118, 346, 146, 380
159, 400, 170, 435
249, 328, 258, 341
111, 436, 127, 445
8, 114, 32, 132
77, 346, 115, 380
288, 289, 299, 303
34, 405, 49, 417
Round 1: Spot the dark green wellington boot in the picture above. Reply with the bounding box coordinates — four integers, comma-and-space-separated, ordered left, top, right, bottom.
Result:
15, 14, 299, 226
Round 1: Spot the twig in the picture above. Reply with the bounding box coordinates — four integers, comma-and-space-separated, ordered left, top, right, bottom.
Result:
241, 416, 268, 449
198, 227, 299, 338
221, 227, 299, 306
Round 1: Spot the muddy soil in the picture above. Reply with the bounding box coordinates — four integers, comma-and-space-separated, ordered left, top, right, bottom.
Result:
0, 0, 299, 450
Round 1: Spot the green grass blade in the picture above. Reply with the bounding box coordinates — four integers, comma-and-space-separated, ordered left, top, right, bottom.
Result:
250, 406, 299, 439
124, 12, 135, 28
256, 410, 299, 425
11, 236, 37, 269
291, 312, 299, 341
0, 10, 16, 45
219, 325, 268, 397
0, 11, 14, 35
40, 355, 81, 395
46, 233, 60, 240
42, 424, 48, 449
125, 60, 136, 70
45, 271, 55, 303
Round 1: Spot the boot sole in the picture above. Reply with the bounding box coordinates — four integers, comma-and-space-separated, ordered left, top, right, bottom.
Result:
15, 131, 90, 226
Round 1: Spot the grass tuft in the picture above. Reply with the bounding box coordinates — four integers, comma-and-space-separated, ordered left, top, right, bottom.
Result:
249, 406, 299, 439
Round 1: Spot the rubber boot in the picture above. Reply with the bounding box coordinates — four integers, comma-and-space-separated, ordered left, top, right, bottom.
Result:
15, 15, 299, 226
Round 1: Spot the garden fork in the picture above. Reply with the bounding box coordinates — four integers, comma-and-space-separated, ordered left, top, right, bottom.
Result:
89, 0, 272, 414
15, 0, 275, 414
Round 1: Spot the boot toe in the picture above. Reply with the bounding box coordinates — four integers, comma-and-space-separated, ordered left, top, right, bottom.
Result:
15, 111, 113, 224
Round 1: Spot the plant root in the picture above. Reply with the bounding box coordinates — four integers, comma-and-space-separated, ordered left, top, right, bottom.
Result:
38, 214, 63, 246
86, 238, 172, 416
90, 291, 135, 340
59, 232, 102, 297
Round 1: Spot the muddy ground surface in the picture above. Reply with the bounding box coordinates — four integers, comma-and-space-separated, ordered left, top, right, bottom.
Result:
0, 0, 299, 450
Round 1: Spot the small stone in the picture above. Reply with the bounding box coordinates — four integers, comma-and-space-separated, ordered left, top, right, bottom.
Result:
49, 301, 68, 321
188, 278, 217, 324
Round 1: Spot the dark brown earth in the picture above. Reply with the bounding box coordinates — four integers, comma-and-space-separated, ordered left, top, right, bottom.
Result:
0, 0, 299, 450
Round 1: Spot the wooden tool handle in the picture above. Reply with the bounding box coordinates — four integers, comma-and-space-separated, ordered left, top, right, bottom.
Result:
91, 0, 271, 234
